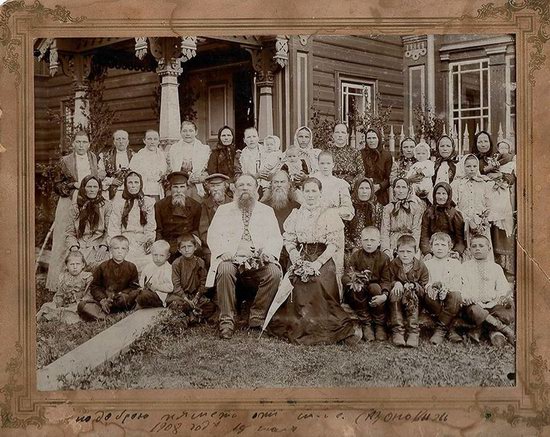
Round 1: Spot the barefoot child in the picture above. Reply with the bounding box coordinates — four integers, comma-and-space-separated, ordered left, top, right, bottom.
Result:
37, 251, 92, 324
423, 232, 463, 344
387, 234, 429, 348
460, 235, 515, 346
342, 227, 391, 341
77, 235, 139, 320
168, 234, 216, 322
135, 240, 174, 308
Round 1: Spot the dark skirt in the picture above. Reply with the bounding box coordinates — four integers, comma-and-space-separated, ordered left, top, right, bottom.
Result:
267, 243, 357, 345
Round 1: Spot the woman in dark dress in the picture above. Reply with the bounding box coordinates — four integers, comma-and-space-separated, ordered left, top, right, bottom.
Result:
267, 177, 362, 345
360, 128, 393, 205
206, 125, 238, 180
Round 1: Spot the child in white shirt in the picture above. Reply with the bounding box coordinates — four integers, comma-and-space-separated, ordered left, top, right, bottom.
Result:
135, 240, 173, 308
406, 141, 434, 203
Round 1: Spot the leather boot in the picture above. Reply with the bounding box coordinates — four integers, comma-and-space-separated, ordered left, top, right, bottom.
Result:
430, 325, 447, 345
404, 298, 419, 348
362, 324, 375, 341
372, 305, 387, 341
485, 315, 515, 345
389, 301, 404, 334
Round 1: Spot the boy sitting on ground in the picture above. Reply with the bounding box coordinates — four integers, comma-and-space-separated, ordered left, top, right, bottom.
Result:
77, 235, 139, 321
135, 240, 174, 308
342, 226, 391, 342
168, 233, 216, 322
423, 232, 463, 344
387, 234, 429, 348
460, 234, 515, 346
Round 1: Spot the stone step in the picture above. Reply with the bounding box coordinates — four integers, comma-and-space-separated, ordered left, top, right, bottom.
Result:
37, 307, 166, 391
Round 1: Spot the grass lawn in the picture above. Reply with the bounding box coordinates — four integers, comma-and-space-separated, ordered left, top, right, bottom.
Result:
57, 312, 515, 390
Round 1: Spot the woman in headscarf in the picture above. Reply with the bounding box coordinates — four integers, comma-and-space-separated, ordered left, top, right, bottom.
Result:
107, 171, 156, 272
345, 176, 384, 252
361, 128, 393, 205
207, 125, 238, 181
380, 177, 423, 258
432, 135, 459, 185
292, 126, 321, 173
419, 182, 465, 258
46, 131, 100, 291
390, 137, 417, 187
473, 130, 496, 176
65, 175, 112, 271
451, 154, 494, 260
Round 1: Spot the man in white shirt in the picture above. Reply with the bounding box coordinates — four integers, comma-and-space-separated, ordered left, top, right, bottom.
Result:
207, 174, 283, 339
99, 130, 135, 199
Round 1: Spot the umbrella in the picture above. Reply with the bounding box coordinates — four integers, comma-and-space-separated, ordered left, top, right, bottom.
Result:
259, 272, 294, 338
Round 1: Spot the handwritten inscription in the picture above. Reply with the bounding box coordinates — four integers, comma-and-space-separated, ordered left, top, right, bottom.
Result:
73, 408, 450, 434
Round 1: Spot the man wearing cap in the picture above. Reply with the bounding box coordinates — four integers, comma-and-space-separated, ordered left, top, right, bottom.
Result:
154, 172, 202, 260
199, 173, 232, 265
207, 174, 283, 339
261, 170, 300, 271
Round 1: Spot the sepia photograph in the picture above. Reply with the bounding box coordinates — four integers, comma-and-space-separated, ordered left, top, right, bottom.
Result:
33, 34, 517, 390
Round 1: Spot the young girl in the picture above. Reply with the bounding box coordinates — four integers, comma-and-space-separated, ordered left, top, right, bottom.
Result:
380, 177, 423, 258
433, 135, 458, 185
419, 182, 465, 258
280, 146, 309, 185
37, 251, 93, 324
129, 129, 167, 202
406, 141, 434, 203
451, 154, 494, 260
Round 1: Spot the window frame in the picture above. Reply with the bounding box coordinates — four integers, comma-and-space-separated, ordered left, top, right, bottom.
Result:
337, 75, 377, 126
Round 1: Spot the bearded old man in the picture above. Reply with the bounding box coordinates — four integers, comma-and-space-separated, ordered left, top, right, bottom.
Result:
261, 170, 300, 271
154, 172, 201, 261
206, 174, 283, 339
199, 173, 232, 265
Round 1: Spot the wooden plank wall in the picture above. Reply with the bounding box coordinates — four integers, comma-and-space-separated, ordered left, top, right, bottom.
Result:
311, 35, 405, 127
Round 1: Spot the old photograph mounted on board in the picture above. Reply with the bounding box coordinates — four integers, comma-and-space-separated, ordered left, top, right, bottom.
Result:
34, 34, 517, 390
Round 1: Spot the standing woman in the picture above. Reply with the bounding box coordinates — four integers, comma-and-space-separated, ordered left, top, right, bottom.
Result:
433, 135, 459, 185
345, 177, 384, 252
326, 123, 364, 185
267, 177, 362, 345
207, 125, 238, 180
129, 129, 167, 202
292, 126, 321, 173
380, 177, 423, 258
65, 175, 112, 271
473, 130, 496, 176
46, 131, 99, 291
361, 128, 393, 205
108, 171, 156, 273
389, 137, 417, 187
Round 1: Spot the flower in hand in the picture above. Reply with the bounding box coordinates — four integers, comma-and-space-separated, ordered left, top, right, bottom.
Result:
288, 259, 321, 283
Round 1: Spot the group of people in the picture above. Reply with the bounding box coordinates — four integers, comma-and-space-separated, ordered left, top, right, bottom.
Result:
37, 119, 517, 349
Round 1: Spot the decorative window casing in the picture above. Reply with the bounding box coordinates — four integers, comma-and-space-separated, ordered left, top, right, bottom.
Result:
448, 59, 490, 154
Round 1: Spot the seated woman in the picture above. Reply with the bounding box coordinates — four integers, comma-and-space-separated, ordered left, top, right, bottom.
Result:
107, 171, 156, 273
47, 130, 99, 291
266, 177, 362, 345
65, 175, 112, 271
345, 176, 383, 252
380, 177, 423, 258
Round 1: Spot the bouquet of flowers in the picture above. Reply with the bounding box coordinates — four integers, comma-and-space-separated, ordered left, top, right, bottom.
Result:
486, 153, 501, 171
431, 281, 449, 301
492, 176, 509, 192
470, 209, 490, 236
233, 248, 271, 274
402, 282, 419, 313
346, 268, 372, 292
288, 259, 321, 283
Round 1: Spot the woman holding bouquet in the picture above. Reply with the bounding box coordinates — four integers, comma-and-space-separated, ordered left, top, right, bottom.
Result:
266, 177, 362, 345
107, 171, 156, 273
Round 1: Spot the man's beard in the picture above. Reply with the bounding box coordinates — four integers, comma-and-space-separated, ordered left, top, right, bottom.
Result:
270, 187, 290, 210
172, 193, 186, 208
237, 191, 256, 210
210, 189, 226, 204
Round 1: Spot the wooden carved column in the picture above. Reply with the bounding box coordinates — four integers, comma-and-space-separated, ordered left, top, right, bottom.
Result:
135, 37, 197, 145
248, 36, 288, 139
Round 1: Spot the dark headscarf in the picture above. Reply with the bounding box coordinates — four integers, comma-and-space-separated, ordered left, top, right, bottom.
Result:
207, 125, 236, 178
432, 182, 455, 210
433, 135, 458, 182
363, 128, 383, 161
398, 137, 417, 167
121, 171, 147, 229
76, 175, 105, 239
351, 176, 378, 219
473, 130, 495, 159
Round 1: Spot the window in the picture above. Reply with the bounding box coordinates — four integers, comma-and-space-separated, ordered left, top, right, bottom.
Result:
207, 84, 228, 140
505, 54, 516, 144
340, 78, 375, 126
409, 65, 425, 124
449, 59, 490, 154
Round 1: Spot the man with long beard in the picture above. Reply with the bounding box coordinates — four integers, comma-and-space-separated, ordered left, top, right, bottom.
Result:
199, 173, 232, 265
154, 172, 202, 261
261, 170, 300, 271
207, 174, 283, 339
